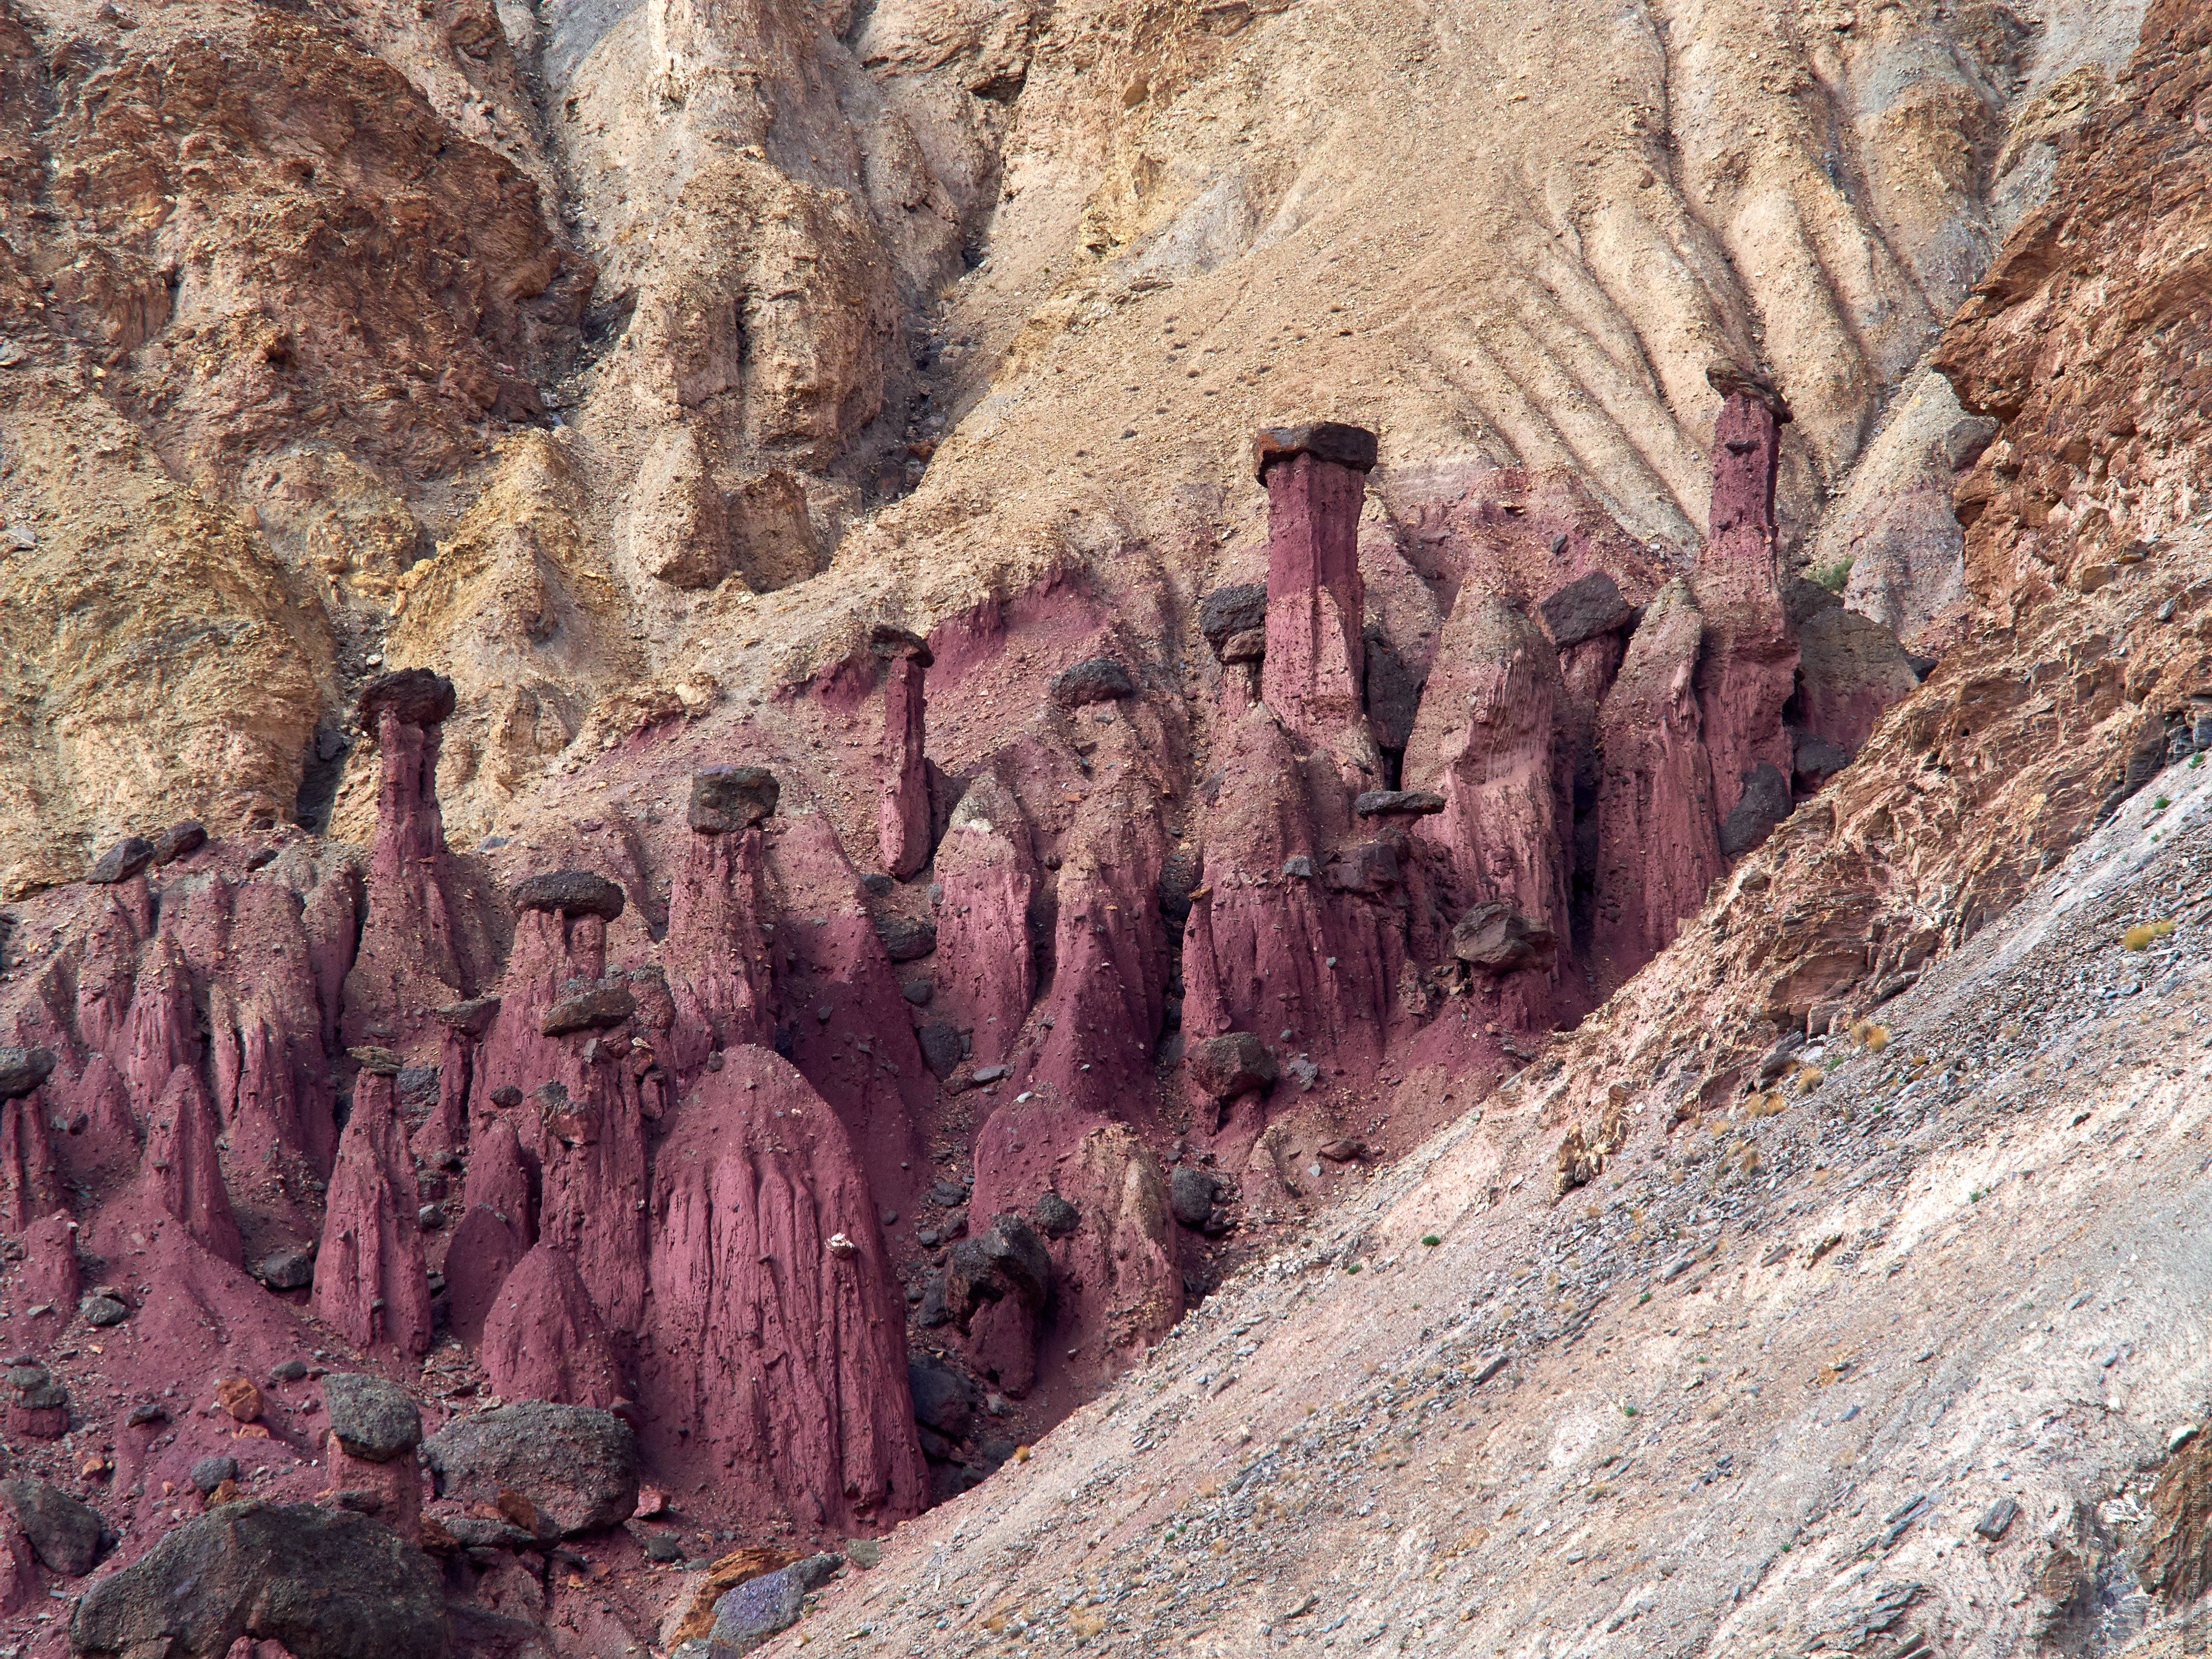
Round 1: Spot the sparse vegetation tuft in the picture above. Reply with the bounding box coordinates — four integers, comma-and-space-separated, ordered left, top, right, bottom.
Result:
2122, 919, 2177, 950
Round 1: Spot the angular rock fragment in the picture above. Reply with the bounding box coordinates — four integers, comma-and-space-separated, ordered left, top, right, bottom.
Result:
425, 1400, 637, 1536
85, 837, 156, 886
1051, 657, 1136, 708
689, 765, 780, 833
1449, 902, 1559, 974
511, 870, 626, 920
1186, 1032, 1277, 1100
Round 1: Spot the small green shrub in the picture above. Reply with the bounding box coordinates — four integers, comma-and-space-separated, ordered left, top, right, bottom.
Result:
1421, 1234, 1442, 1247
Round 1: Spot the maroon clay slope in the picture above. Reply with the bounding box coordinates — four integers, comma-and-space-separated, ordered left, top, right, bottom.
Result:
479, 1240, 625, 1408
640, 1044, 927, 1529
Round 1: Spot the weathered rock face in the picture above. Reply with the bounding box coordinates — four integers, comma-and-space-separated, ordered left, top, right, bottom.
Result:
639, 1046, 926, 1527
664, 795, 776, 1069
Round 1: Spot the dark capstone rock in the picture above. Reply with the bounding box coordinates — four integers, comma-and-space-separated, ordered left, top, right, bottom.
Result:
540, 982, 638, 1037
85, 837, 156, 886
191, 1456, 240, 1497
1199, 583, 1268, 655
431, 997, 501, 1035
255, 1246, 315, 1291
1169, 1167, 1218, 1231
709, 1553, 843, 1657
1252, 421, 1379, 480
944, 1215, 1050, 1328
907, 1356, 976, 1440
348, 1046, 404, 1077
1792, 733, 1852, 782
868, 623, 934, 667
1718, 761, 1792, 858
899, 975, 933, 1008
1220, 627, 1267, 664
425, 1402, 638, 1536
7, 1365, 48, 1392
873, 913, 938, 963
1362, 624, 1424, 751
1051, 657, 1136, 709
1449, 903, 1559, 973
689, 767, 780, 834
1032, 1192, 1080, 1239
152, 821, 208, 866
0, 1478, 103, 1575
69, 1502, 447, 1659
1540, 571, 1635, 649
916, 1021, 963, 1080
358, 667, 457, 731
1324, 841, 1400, 895
79, 1295, 128, 1328
511, 870, 626, 921
1352, 790, 1445, 817
322, 1373, 423, 1464
1186, 1032, 1276, 1101
0, 1047, 56, 1102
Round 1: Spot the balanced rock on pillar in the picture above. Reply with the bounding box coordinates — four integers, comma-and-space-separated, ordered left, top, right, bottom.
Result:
1255, 422, 1378, 757
340, 669, 479, 1050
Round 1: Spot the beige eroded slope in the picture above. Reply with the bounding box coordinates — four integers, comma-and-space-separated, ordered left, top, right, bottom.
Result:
0, 0, 2145, 874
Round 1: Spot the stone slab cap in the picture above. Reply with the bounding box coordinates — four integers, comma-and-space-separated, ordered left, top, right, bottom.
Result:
357, 667, 457, 732
431, 996, 502, 1036
1353, 789, 1446, 818
1704, 361, 1792, 423
868, 622, 934, 668
0, 1047, 55, 1101
1252, 421, 1379, 481
321, 1372, 423, 1463
511, 870, 626, 921
689, 766, 780, 834
85, 838, 155, 885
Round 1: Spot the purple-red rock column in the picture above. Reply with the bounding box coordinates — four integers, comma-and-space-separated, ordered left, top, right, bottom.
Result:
876, 627, 934, 880
1256, 422, 1379, 756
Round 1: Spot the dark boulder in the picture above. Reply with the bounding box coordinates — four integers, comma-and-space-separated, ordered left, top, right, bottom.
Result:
152, 821, 208, 866
85, 838, 156, 886
907, 1356, 976, 1440
1168, 1166, 1218, 1231
424, 1402, 637, 1537
0, 1047, 55, 1102
322, 1373, 422, 1464
1186, 1032, 1276, 1101
689, 767, 780, 834
1031, 1192, 1080, 1239
1539, 571, 1635, 649
0, 1479, 103, 1575
1352, 790, 1445, 818
1199, 583, 1267, 655
69, 1502, 448, 1659
944, 1215, 1049, 1329
1449, 903, 1559, 973
540, 981, 638, 1037
1051, 657, 1136, 709
872, 913, 938, 963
